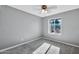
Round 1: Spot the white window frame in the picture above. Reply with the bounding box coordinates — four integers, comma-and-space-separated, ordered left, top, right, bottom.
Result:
48, 18, 62, 35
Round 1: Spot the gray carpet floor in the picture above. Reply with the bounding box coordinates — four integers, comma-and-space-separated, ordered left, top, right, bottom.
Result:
0, 38, 79, 54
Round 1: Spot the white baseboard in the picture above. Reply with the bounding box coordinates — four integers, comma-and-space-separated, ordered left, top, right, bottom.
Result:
0, 37, 42, 52
43, 36, 79, 48
1, 36, 78, 53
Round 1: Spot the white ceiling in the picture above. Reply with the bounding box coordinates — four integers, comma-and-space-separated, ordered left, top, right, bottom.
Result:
9, 5, 79, 17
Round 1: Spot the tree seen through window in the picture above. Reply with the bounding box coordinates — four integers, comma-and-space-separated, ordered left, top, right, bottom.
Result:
49, 18, 61, 34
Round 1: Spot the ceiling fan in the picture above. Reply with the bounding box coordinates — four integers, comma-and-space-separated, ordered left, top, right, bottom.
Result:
41, 5, 57, 13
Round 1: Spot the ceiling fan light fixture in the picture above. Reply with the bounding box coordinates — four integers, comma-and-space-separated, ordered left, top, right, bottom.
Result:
41, 9, 48, 13
41, 5, 48, 13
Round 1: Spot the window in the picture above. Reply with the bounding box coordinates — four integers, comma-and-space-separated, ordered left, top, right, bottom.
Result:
48, 18, 62, 35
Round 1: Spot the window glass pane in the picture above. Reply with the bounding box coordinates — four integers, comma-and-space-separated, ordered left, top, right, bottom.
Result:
50, 19, 54, 24
55, 24, 60, 33
55, 19, 60, 24
49, 18, 61, 34
55, 19, 61, 33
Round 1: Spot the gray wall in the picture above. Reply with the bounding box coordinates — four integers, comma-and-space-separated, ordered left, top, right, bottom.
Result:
0, 6, 42, 49
43, 8, 79, 46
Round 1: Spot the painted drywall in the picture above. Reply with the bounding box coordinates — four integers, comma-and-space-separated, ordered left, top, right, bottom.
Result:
0, 6, 42, 50
42, 8, 79, 46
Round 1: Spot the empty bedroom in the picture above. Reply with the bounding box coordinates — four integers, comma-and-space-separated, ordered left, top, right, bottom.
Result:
0, 5, 79, 54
